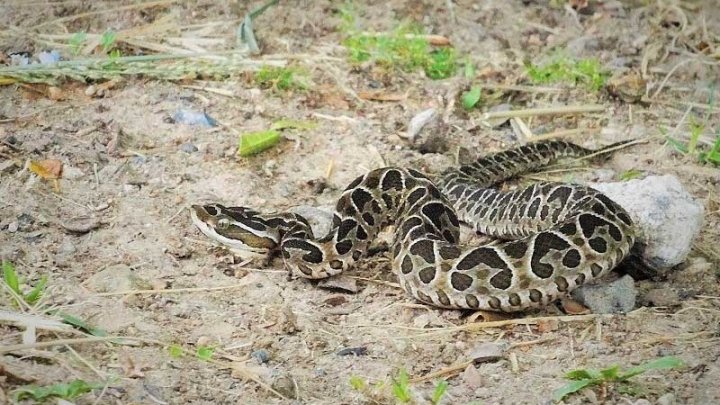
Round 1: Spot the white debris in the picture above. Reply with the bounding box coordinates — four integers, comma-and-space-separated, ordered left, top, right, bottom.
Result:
404, 108, 437, 141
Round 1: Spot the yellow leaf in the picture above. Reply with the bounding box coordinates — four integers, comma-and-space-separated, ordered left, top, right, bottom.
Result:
29, 159, 63, 180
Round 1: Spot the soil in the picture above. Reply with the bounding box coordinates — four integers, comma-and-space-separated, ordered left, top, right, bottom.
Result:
1, 1, 719, 404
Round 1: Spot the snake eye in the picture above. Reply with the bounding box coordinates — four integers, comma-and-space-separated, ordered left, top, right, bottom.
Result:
217, 218, 230, 229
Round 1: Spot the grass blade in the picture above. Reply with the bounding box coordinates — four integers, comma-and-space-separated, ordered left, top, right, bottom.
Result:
618, 356, 683, 381
238, 129, 281, 157
552, 379, 594, 402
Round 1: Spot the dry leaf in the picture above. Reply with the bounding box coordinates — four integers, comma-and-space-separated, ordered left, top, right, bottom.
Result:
537, 319, 560, 333
29, 159, 63, 179
561, 297, 591, 315
317, 275, 359, 293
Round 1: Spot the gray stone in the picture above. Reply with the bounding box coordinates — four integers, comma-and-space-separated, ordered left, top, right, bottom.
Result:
571, 275, 637, 314
592, 175, 704, 270
251, 349, 270, 364
179, 143, 198, 153
657, 393, 675, 405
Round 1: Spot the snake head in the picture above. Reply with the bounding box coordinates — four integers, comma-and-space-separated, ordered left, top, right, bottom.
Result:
190, 204, 280, 254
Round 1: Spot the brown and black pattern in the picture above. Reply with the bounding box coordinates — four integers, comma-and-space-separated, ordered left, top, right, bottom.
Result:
191, 140, 636, 312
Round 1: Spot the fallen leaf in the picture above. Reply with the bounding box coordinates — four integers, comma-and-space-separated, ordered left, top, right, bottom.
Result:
28, 159, 63, 179
561, 297, 591, 315
461, 363, 484, 388
317, 275, 359, 293
537, 319, 560, 333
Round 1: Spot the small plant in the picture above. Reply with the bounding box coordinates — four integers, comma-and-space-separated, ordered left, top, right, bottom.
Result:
461, 86, 482, 110
254, 65, 308, 91
100, 29, 117, 54
69, 31, 87, 55
168, 344, 185, 358
664, 121, 720, 166
526, 53, 608, 91
59, 312, 108, 336
350, 369, 448, 404
12, 379, 100, 402
425, 48, 457, 80
2, 260, 48, 307
552, 356, 683, 402
196, 345, 215, 361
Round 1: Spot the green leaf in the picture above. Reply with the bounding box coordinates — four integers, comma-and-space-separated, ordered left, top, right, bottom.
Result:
3, 260, 20, 295
238, 129, 281, 157
599, 365, 620, 380
618, 356, 683, 381
552, 379, 595, 402
168, 344, 184, 359
665, 136, 688, 154
391, 369, 412, 403
100, 30, 117, 53
431, 380, 448, 404
196, 345, 215, 361
270, 119, 317, 131
349, 375, 366, 391
59, 313, 108, 337
464, 58, 475, 80
619, 168, 643, 181
564, 368, 599, 380
23, 275, 47, 305
12, 379, 99, 401
69, 32, 87, 56
461, 86, 482, 110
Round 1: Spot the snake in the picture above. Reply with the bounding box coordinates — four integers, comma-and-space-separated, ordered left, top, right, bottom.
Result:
190, 140, 636, 312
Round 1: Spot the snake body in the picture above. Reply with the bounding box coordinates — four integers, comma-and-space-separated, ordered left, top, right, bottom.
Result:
191, 140, 635, 312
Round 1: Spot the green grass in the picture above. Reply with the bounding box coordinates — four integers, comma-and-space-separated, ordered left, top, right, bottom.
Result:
254, 65, 309, 91
350, 369, 449, 404
339, 7, 457, 80
2, 260, 48, 307
526, 53, 608, 91
11, 379, 101, 402
552, 356, 684, 402
664, 120, 720, 166
618, 168, 643, 181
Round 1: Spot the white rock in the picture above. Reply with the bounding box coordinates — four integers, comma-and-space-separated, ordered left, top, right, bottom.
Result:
591, 175, 704, 270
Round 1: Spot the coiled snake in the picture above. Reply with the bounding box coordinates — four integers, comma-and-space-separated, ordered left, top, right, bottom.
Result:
191, 140, 635, 312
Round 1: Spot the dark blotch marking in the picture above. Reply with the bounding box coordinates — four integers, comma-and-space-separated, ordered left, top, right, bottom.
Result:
562, 249, 582, 268
490, 268, 513, 290
418, 266, 437, 284
205, 205, 218, 215
445, 207, 460, 227
555, 276, 569, 292
540, 205, 550, 220
439, 245, 461, 260
528, 198, 541, 217
335, 239, 353, 255
591, 203, 606, 215
381, 169, 403, 191
370, 200, 382, 214
400, 216, 423, 240
596, 194, 619, 214
591, 263, 603, 277
436, 290, 451, 307
329, 260, 344, 269
457, 247, 508, 271
352, 250, 362, 261
409, 239, 436, 264
589, 237, 607, 253
450, 272, 473, 291
297, 263, 313, 276
344, 175, 363, 191
508, 293, 522, 307
381, 193, 394, 210
406, 188, 427, 209
530, 232, 570, 278
351, 188, 373, 211
558, 222, 577, 236
416, 291, 433, 303
529, 289, 542, 303
608, 223, 622, 241
355, 225, 368, 240
488, 296, 502, 310
575, 273, 586, 285
401, 255, 413, 274
465, 294, 479, 308
578, 213, 613, 238
362, 212, 375, 227
282, 239, 323, 264
422, 202, 446, 231
503, 241, 528, 259
548, 186, 572, 206
364, 171, 381, 189
617, 211, 633, 226
407, 168, 428, 179
337, 219, 357, 241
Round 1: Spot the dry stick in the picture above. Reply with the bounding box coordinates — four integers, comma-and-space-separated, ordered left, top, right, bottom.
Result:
409, 336, 556, 383
92, 282, 258, 297
479, 83, 563, 93
481, 104, 605, 122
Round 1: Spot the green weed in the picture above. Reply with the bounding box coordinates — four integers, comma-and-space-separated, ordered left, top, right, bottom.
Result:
168, 344, 185, 358
100, 29, 117, 54
59, 312, 108, 336
461, 86, 482, 110
339, 8, 457, 80
526, 53, 608, 91
196, 345, 215, 361
552, 356, 683, 402
2, 260, 48, 307
349, 369, 449, 404
12, 379, 101, 402
254, 65, 308, 91
69, 32, 87, 55
618, 168, 643, 181
664, 121, 720, 166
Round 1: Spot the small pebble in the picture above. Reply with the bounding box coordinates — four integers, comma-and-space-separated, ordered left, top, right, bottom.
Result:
85, 85, 97, 97
179, 143, 198, 153
657, 393, 675, 405
337, 347, 368, 356
251, 349, 270, 364
7, 221, 19, 233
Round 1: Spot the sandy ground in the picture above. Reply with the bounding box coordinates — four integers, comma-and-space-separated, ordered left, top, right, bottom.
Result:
1, 1, 720, 404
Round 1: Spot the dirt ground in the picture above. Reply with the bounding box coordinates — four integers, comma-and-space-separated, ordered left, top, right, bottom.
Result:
1, 1, 720, 404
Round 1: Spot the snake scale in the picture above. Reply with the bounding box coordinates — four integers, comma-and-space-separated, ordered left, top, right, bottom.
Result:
191, 140, 635, 312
